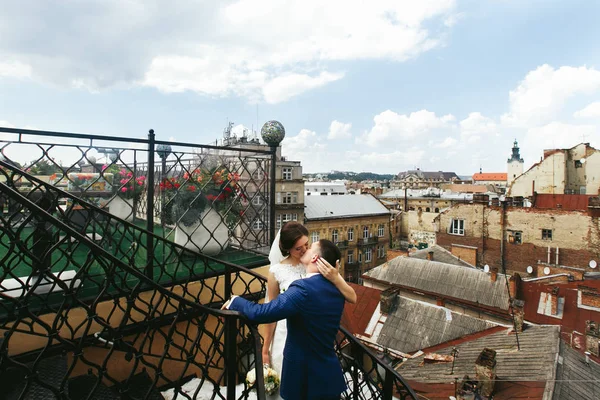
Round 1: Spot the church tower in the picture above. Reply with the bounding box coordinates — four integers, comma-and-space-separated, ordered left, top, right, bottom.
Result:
507, 139, 524, 186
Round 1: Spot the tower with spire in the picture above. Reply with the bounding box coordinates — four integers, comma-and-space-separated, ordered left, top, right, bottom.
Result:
507, 139, 524, 186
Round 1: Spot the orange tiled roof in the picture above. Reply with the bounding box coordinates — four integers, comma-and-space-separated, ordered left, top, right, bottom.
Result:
472, 173, 507, 181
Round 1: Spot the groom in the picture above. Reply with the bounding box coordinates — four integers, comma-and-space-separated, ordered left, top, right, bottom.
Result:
224, 239, 346, 400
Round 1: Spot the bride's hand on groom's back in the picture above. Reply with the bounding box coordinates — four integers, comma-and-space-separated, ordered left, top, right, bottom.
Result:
315, 258, 341, 282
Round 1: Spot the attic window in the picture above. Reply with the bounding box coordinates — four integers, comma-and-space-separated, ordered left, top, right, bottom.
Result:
575, 160, 583, 168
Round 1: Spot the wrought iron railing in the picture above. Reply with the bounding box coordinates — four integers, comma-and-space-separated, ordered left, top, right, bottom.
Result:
0, 126, 416, 399
0, 164, 268, 400
0, 126, 274, 257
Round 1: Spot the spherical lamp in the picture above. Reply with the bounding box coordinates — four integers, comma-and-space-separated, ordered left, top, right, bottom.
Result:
156, 144, 172, 160
261, 120, 285, 147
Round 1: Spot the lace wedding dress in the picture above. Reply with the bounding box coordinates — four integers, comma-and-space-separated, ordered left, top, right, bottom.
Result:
266, 261, 306, 399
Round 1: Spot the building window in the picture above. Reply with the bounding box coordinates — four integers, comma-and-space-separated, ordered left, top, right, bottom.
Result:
282, 192, 297, 204
277, 213, 298, 229
378, 245, 385, 259
320, 192, 328, 195
509, 231, 522, 244
332, 229, 338, 242
542, 229, 553, 241
252, 220, 263, 230
282, 167, 293, 180
365, 248, 372, 262
276, 192, 281, 204
449, 219, 465, 236
348, 228, 354, 241
311, 231, 319, 244
358, 252, 362, 263
426, 207, 430, 212
363, 226, 369, 239
348, 252, 354, 264
378, 224, 385, 237
435, 208, 440, 213
575, 160, 583, 168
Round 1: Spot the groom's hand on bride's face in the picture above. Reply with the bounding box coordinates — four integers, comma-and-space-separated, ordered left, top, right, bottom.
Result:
316, 257, 341, 282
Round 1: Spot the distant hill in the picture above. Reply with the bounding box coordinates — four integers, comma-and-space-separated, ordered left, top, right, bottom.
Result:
304, 171, 394, 182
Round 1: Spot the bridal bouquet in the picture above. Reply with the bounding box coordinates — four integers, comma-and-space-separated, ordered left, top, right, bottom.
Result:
246, 365, 280, 395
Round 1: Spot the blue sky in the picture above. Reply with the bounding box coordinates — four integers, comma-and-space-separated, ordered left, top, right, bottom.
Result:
1, 0, 600, 174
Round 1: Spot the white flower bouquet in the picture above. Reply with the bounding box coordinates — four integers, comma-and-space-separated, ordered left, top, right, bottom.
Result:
246, 365, 280, 395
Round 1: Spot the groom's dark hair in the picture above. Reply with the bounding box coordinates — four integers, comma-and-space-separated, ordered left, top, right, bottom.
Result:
317, 239, 341, 267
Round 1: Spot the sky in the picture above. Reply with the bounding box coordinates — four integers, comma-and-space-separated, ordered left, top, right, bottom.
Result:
1, 0, 600, 174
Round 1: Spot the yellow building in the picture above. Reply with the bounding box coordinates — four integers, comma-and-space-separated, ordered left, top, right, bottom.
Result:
304, 194, 390, 283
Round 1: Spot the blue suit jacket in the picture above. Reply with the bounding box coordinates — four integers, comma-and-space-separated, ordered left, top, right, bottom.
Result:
229, 274, 346, 400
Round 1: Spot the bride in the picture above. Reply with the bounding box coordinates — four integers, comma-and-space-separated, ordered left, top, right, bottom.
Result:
262, 221, 357, 398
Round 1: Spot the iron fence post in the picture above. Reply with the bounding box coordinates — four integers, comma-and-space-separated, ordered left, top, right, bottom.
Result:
269, 145, 277, 246
146, 129, 156, 280
225, 315, 237, 400
383, 369, 394, 400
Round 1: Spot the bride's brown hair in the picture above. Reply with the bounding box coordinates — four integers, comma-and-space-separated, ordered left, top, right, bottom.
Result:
279, 221, 309, 256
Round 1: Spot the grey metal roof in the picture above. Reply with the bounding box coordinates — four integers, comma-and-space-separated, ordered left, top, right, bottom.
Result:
364, 257, 511, 310
396, 170, 459, 181
409, 245, 475, 268
377, 296, 499, 353
396, 325, 560, 384
553, 341, 600, 399
304, 194, 389, 220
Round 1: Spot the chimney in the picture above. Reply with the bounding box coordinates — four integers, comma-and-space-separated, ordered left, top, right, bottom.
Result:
511, 299, 525, 333
490, 268, 498, 282
508, 273, 521, 299
380, 287, 400, 314
474, 348, 497, 397
427, 251, 434, 261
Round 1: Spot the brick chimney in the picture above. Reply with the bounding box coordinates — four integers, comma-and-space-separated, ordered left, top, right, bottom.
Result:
508, 273, 521, 299
474, 348, 497, 397
380, 287, 400, 314
511, 299, 525, 333
490, 268, 498, 282
427, 251, 434, 261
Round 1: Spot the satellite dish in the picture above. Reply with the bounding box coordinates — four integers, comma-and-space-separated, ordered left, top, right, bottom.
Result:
526, 266, 534, 274
543, 267, 551, 275
590, 260, 598, 269
580, 158, 587, 164
483, 265, 490, 273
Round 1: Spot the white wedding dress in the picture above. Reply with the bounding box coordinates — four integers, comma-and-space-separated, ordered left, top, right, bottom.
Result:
267, 261, 306, 377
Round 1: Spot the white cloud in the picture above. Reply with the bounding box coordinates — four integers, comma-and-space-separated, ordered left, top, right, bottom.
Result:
360, 109, 455, 147
0, 1, 459, 103
0, 61, 31, 79
523, 122, 598, 151
436, 137, 457, 148
459, 112, 497, 143
262, 72, 344, 104
327, 120, 352, 140
574, 101, 600, 119
358, 148, 425, 169
502, 64, 600, 127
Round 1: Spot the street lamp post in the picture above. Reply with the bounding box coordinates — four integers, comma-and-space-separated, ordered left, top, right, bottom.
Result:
260, 121, 286, 246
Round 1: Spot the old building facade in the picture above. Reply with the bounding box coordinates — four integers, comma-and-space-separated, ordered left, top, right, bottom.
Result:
304, 195, 390, 283
435, 195, 600, 276
509, 143, 600, 197
391, 169, 459, 189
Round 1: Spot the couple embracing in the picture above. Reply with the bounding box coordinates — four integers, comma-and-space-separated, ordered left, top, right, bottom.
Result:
224, 222, 356, 400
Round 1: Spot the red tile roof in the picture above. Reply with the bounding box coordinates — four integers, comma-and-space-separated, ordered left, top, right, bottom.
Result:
472, 173, 507, 181
341, 283, 381, 335
534, 194, 593, 211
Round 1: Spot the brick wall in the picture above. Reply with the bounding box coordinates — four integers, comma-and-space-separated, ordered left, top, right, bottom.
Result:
451, 244, 477, 266
436, 203, 600, 275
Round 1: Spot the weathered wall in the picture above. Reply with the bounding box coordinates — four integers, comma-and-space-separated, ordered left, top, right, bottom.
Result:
407, 209, 438, 246
437, 203, 600, 274
509, 151, 566, 196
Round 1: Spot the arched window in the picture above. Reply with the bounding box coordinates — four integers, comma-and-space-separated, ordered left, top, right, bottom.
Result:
426, 207, 430, 212
435, 207, 440, 213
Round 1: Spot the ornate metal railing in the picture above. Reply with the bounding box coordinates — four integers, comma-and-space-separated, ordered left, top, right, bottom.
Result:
0, 126, 416, 399
0, 126, 274, 258
0, 165, 268, 399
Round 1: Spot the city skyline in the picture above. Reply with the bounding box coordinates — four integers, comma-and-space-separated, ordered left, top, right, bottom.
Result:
1, 0, 599, 174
